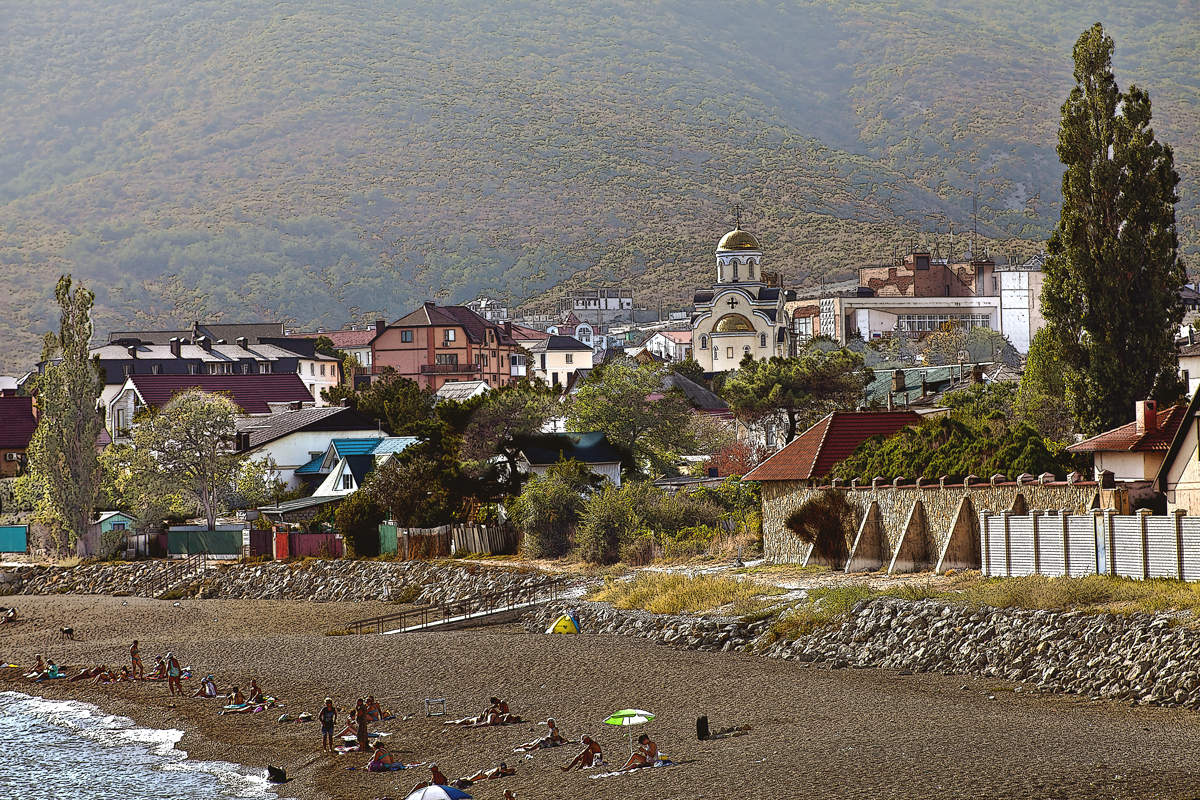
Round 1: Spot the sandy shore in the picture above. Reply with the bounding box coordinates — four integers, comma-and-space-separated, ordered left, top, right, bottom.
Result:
4, 594, 1200, 800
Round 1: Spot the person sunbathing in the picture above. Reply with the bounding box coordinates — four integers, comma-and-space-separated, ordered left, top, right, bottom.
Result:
108, 666, 133, 683
24, 655, 46, 680
147, 657, 167, 679
69, 664, 106, 682
32, 662, 64, 682
618, 734, 660, 771
364, 695, 388, 722
91, 667, 118, 685
227, 686, 245, 706
2, 607, 16, 624
193, 675, 218, 698
514, 718, 566, 752
408, 763, 449, 793
453, 762, 515, 788
246, 680, 264, 704
365, 743, 396, 772
561, 735, 602, 771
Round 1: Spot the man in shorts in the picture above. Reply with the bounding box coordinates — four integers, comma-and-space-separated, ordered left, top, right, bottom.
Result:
319, 698, 338, 751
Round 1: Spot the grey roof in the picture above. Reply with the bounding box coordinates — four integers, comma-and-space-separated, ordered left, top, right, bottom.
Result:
0, 376, 17, 392
434, 379, 491, 401
91, 341, 318, 363
109, 322, 287, 345
235, 406, 381, 449
527, 335, 591, 352
661, 373, 729, 412
258, 495, 343, 514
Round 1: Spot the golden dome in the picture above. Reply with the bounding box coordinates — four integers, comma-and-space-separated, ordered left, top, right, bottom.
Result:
717, 228, 760, 251
714, 313, 755, 333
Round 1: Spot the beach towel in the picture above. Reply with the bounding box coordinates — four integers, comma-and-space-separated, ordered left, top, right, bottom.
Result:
588, 759, 676, 780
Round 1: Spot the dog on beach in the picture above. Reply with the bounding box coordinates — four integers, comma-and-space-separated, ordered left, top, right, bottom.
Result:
59, 627, 75, 641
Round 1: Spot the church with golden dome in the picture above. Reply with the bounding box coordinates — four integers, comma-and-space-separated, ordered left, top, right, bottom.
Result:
691, 223, 791, 373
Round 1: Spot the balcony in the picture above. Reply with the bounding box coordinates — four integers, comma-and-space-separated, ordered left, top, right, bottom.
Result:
420, 363, 482, 375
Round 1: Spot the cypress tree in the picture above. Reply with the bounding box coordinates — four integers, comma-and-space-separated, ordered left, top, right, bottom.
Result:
1042, 23, 1185, 434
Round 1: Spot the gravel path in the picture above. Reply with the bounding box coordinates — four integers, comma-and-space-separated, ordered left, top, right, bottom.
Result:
3, 594, 1200, 800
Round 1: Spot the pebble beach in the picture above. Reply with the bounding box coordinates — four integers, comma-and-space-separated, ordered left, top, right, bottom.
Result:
6, 594, 1200, 799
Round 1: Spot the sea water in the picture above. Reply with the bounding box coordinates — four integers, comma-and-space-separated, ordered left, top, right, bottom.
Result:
0, 691, 274, 800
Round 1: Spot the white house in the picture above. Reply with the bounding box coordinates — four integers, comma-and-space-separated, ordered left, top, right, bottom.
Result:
528, 335, 594, 388
644, 330, 693, 362
236, 406, 383, 490
303, 436, 420, 495
514, 431, 623, 486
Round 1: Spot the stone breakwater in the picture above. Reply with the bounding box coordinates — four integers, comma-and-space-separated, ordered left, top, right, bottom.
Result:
530, 598, 1200, 709
525, 601, 771, 653
1, 559, 555, 607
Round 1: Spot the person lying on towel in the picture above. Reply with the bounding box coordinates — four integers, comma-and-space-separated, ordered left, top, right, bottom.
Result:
453, 762, 516, 788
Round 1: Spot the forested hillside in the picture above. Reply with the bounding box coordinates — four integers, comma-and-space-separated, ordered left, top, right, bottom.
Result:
2, 1, 1196, 371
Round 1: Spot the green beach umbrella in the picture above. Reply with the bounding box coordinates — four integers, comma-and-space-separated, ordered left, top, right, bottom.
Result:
603, 708, 655, 753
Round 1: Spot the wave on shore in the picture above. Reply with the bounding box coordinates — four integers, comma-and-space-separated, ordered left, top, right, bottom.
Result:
0, 691, 275, 799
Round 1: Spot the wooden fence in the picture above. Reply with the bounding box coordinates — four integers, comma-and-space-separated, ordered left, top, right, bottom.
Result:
379, 523, 518, 558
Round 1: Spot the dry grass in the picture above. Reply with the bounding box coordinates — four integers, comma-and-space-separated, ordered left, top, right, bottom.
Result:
947, 573, 1200, 615
587, 572, 784, 616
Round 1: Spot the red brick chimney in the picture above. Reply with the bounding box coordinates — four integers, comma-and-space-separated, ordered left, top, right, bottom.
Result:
1135, 399, 1158, 434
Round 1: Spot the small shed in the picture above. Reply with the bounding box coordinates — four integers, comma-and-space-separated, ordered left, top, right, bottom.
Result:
0, 525, 28, 555
79, 511, 137, 559
166, 524, 246, 558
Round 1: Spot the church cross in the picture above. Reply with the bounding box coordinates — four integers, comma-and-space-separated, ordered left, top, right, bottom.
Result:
727, 297, 739, 309
733, 203, 743, 229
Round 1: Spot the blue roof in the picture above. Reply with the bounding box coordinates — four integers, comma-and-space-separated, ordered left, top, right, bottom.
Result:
370, 436, 420, 456
331, 438, 384, 457
295, 452, 326, 475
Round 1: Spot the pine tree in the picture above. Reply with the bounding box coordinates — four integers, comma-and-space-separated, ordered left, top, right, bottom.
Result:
25, 276, 103, 548
1042, 23, 1185, 434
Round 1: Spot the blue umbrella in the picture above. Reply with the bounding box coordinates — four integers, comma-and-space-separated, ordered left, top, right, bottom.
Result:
404, 786, 472, 800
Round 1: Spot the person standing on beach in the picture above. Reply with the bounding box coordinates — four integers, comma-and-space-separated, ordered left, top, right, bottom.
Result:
355, 698, 369, 751
130, 640, 143, 679
166, 652, 182, 696
319, 698, 338, 752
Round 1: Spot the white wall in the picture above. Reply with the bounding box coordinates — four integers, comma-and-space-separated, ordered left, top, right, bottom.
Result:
1095, 451, 1157, 482
529, 460, 621, 487
246, 429, 379, 489
1180, 354, 1200, 397
299, 358, 341, 405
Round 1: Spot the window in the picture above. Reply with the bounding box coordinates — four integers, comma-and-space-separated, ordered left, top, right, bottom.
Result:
794, 317, 812, 339
699, 334, 707, 349
320, 364, 326, 376
444, 329, 456, 342
261, 361, 272, 374
342, 474, 353, 490
152, 364, 161, 375
744, 345, 751, 353
732, 262, 739, 281
760, 333, 767, 348
551, 372, 560, 386
726, 347, 734, 359
435, 353, 458, 366
122, 364, 133, 376
309, 363, 315, 375
539, 353, 547, 370
510, 354, 525, 367
565, 353, 574, 364
111, 522, 126, 531
401, 329, 413, 343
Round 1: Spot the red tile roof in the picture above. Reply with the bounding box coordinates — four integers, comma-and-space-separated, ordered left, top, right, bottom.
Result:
743, 411, 922, 481
509, 324, 550, 341
128, 374, 314, 415
0, 396, 37, 449
1067, 404, 1187, 454
657, 330, 692, 343
289, 329, 376, 348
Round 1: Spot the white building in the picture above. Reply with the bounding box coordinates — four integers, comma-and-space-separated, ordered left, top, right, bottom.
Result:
528, 335, 594, 388
235, 406, 383, 490
692, 226, 789, 373
644, 330, 693, 362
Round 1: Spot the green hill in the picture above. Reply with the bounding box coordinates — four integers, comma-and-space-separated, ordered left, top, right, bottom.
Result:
2, 1, 1196, 372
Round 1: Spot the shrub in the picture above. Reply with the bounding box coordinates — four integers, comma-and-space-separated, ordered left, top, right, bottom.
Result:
509, 459, 593, 558
576, 483, 640, 564
588, 572, 783, 615
783, 490, 855, 566
334, 490, 384, 558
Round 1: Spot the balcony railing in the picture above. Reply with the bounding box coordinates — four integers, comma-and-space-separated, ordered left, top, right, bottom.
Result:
420, 363, 482, 375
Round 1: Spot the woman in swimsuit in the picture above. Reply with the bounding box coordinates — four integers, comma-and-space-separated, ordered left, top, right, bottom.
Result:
246, 680, 264, 704
619, 734, 659, 771
561, 735, 602, 771
227, 686, 245, 706
130, 640, 143, 679
514, 718, 565, 752
165, 653, 182, 696
365, 742, 396, 772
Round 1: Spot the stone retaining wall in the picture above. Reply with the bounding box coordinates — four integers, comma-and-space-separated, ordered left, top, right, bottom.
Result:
525, 601, 770, 653
761, 481, 1103, 572
0, 559, 552, 607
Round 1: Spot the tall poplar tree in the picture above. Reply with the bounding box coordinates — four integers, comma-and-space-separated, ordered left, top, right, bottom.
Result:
25, 275, 103, 548
1042, 23, 1185, 434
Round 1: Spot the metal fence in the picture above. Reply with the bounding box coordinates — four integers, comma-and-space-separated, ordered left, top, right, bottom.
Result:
981, 509, 1200, 581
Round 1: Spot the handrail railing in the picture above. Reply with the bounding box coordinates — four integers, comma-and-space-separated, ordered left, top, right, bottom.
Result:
146, 551, 208, 597
349, 577, 567, 635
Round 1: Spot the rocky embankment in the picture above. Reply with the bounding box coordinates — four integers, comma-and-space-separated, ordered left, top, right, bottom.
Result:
526, 600, 771, 653
0, 559, 559, 607
531, 597, 1200, 709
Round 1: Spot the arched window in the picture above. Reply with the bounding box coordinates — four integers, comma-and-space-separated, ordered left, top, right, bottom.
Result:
760, 332, 767, 348
699, 334, 708, 349
743, 345, 751, 353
